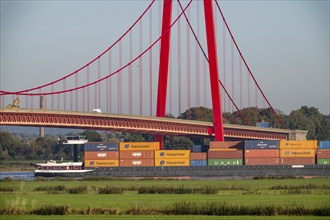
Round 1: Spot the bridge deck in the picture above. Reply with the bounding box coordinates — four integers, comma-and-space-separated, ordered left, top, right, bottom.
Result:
1, 109, 291, 140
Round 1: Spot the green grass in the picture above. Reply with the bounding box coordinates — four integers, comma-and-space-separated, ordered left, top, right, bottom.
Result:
2, 177, 330, 191
0, 177, 329, 217
2, 192, 328, 210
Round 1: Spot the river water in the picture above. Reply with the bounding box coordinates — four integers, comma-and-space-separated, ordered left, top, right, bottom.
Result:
0, 172, 35, 180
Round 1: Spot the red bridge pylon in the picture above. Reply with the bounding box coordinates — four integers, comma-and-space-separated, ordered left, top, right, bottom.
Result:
155, 0, 224, 149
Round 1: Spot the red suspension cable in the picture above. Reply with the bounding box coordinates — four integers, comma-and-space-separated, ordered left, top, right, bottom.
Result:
239, 57, 242, 109
63, 79, 66, 110
195, 0, 200, 119
1, 1, 156, 96
223, 24, 226, 112
118, 41, 122, 114
186, 7, 191, 116
108, 52, 112, 113
177, 0, 250, 125
139, 20, 143, 115
231, 40, 234, 114
6, 0, 192, 99
178, 6, 182, 115
86, 65, 90, 111
215, 0, 286, 128
97, 58, 101, 109
149, 6, 153, 116
75, 73, 78, 111
129, 32, 132, 115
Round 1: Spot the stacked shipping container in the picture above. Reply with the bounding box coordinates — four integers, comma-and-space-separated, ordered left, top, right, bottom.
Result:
279, 140, 317, 165
244, 140, 280, 165
83, 140, 329, 169
208, 141, 243, 166
317, 141, 330, 165
119, 142, 159, 167
84, 142, 119, 167
190, 145, 208, 166
154, 150, 190, 166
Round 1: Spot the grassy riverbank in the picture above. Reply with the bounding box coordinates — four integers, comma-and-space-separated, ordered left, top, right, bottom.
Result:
0, 177, 329, 218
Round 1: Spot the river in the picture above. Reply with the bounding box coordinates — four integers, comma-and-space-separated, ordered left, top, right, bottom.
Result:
0, 171, 35, 180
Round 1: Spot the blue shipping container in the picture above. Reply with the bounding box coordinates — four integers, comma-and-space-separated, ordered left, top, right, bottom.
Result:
256, 122, 270, 128
190, 160, 208, 166
192, 145, 209, 152
244, 140, 279, 149
84, 142, 119, 151
319, 141, 330, 149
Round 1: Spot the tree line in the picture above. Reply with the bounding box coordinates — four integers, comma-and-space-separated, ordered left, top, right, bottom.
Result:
0, 106, 329, 160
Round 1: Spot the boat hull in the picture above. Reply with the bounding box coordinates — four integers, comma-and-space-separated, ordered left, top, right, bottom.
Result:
34, 170, 94, 178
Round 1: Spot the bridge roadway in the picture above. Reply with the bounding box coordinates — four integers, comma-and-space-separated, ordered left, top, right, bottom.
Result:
0, 109, 291, 140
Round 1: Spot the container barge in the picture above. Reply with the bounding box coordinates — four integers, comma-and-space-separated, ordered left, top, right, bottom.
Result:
34, 140, 330, 178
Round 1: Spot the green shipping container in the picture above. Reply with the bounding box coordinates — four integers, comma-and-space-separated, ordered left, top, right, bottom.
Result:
208, 159, 243, 166
317, 159, 330, 165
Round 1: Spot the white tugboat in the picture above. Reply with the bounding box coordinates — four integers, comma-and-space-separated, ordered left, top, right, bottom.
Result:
34, 160, 94, 177
35, 136, 94, 177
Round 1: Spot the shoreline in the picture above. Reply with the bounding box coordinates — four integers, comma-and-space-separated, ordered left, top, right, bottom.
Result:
0, 165, 35, 173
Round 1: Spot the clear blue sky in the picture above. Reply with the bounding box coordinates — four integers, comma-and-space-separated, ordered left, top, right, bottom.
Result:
1, 0, 329, 115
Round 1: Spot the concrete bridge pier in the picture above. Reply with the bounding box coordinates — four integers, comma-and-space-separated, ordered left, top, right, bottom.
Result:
289, 130, 308, 140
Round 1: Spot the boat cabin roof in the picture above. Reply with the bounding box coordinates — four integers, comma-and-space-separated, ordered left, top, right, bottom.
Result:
36, 160, 83, 166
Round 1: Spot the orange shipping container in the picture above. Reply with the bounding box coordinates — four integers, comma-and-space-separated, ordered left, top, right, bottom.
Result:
190, 152, 207, 160
155, 158, 190, 166
84, 160, 118, 167
245, 158, 279, 165
119, 159, 154, 167
279, 140, 317, 149
208, 148, 238, 151
207, 150, 243, 159
119, 142, 160, 151
209, 141, 243, 150
155, 150, 190, 159
317, 150, 330, 159
280, 157, 315, 165
244, 149, 279, 158
84, 151, 119, 160
119, 150, 154, 159
280, 149, 316, 158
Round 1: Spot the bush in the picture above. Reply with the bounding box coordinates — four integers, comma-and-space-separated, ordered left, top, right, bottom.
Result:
31, 205, 69, 215
34, 185, 66, 192
79, 206, 120, 215
98, 186, 123, 194
137, 186, 218, 194
0, 186, 16, 192
67, 186, 88, 194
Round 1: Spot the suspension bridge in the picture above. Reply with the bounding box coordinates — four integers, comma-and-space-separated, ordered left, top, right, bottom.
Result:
0, 0, 303, 147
